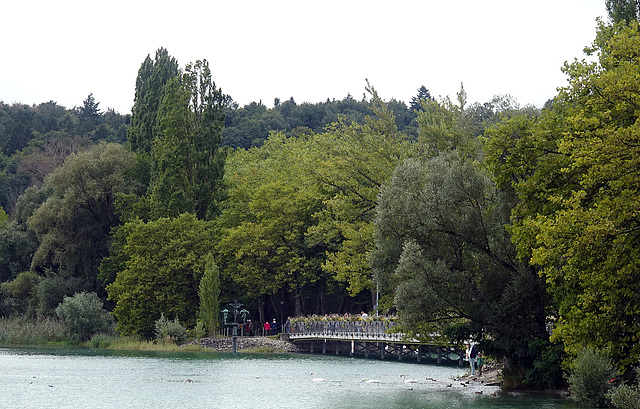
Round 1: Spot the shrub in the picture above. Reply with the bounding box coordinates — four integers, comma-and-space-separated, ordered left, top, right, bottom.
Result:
154, 313, 186, 345
89, 333, 117, 348
55, 292, 115, 342
186, 320, 206, 342
607, 383, 640, 409
567, 348, 616, 407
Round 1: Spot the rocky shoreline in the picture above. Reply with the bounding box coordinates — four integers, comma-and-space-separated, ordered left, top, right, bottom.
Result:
191, 336, 302, 353
459, 361, 503, 386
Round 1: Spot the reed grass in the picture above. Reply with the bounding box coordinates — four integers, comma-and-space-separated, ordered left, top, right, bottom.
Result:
243, 346, 284, 354
0, 316, 218, 354
0, 315, 68, 345
87, 334, 209, 352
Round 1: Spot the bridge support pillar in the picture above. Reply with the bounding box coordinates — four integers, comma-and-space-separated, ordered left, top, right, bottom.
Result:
417, 346, 422, 362
322, 340, 326, 354
310, 341, 314, 353
336, 340, 340, 355
380, 343, 385, 359
365, 342, 370, 358
437, 347, 442, 364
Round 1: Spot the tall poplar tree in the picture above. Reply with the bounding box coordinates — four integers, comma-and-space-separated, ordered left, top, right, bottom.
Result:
99, 49, 179, 286
198, 253, 221, 336
127, 48, 179, 155
150, 60, 226, 220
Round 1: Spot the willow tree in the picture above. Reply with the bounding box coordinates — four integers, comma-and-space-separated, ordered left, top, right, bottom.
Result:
150, 59, 226, 221
372, 154, 548, 366
27, 143, 137, 293
371, 89, 550, 371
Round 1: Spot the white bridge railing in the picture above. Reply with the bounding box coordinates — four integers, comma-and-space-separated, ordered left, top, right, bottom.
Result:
287, 319, 413, 342
286, 318, 464, 364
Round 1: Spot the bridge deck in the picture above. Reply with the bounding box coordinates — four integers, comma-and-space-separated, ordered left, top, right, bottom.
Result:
284, 319, 463, 365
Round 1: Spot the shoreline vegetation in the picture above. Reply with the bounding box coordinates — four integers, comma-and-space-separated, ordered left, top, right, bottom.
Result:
1, 314, 502, 386
0, 315, 299, 354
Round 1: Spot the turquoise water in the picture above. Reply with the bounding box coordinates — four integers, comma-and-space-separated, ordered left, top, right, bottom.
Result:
0, 347, 583, 409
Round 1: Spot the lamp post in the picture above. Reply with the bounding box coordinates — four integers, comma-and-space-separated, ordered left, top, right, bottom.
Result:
280, 300, 284, 336
375, 280, 379, 318
221, 308, 229, 331
240, 309, 249, 336
221, 300, 244, 355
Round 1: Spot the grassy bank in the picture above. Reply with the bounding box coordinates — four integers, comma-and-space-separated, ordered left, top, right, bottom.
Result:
1, 316, 288, 354
87, 334, 209, 352
0, 315, 209, 352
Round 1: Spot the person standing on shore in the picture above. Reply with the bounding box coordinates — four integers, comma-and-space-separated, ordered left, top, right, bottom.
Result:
466, 343, 478, 375
477, 352, 485, 375
263, 320, 271, 336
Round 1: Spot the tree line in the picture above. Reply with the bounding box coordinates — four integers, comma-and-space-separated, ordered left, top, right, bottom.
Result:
1, 5, 640, 394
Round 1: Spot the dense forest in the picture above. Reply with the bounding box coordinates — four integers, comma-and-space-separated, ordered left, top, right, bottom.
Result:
2, 1, 640, 398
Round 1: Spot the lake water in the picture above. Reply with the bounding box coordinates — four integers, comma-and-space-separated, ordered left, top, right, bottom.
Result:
0, 347, 583, 409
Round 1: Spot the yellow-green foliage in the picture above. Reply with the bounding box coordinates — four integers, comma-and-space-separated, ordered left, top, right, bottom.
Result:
484, 20, 640, 371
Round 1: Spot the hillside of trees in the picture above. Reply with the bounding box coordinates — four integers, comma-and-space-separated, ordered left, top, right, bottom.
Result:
2, 2, 640, 395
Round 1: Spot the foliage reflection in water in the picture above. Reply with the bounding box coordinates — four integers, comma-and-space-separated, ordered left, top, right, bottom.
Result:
0, 347, 582, 409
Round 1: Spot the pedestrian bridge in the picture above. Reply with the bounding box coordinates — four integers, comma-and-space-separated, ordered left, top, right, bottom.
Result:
283, 318, 464, 365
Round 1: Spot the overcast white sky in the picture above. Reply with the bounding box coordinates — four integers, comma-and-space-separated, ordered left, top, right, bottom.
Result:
1, 0, 607, 114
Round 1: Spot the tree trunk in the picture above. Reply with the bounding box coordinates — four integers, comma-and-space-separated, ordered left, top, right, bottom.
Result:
370, 289, 377, 313
295, 293, 303, 317
258, 296, 265, 325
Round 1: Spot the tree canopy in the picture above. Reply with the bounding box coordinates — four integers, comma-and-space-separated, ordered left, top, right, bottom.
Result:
373, 95, 548, 365
107, 213, 211, 338
484, 20, 640, 369
27, 143, 137, 292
